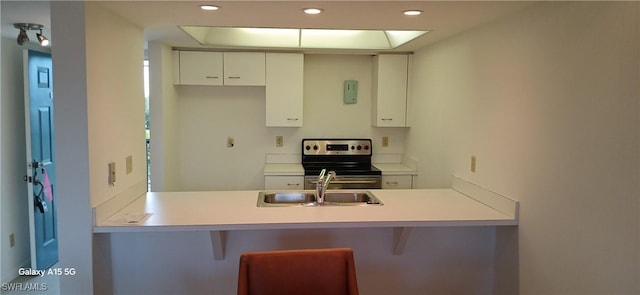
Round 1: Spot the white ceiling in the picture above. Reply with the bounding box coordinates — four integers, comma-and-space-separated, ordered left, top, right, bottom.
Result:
1, 1, 536, 53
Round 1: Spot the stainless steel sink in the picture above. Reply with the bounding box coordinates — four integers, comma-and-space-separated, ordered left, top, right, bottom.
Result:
324, 192, 382, 205
260, 192, 315, 205
257, 190, 383, 207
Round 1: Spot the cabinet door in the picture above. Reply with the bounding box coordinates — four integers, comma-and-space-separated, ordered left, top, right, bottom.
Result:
224, 52, 266, 86
372, 55, 408, 127
265, 176, 304, 190
382, 175, 413, 189
266, 53, 303, 127
178, 51, 223, 85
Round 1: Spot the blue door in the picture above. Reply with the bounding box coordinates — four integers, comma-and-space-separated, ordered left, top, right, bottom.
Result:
25, 50, 58, 269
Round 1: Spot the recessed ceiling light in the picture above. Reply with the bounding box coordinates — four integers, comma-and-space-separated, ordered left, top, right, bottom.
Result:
200, 5, 220, 11
403, 10, 423, 16
303, 8, 324, 15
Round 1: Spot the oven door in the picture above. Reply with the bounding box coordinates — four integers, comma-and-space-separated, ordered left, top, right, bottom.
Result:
304, 175, 381, 190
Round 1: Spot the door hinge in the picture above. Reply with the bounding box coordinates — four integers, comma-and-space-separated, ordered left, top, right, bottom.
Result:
23, 175, 33, 183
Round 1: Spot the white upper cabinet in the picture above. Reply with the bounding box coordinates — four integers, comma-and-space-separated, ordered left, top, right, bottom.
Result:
223, 52, 266, 86
174, 51, 265, 86
265, 53, 304, 127
371, 54, 409, 127
177, 51, 223, 85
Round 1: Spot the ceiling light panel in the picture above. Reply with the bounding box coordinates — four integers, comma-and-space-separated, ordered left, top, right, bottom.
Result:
301, 29, 389, 49
180, 26, 428, 50
209, 27, 299, 47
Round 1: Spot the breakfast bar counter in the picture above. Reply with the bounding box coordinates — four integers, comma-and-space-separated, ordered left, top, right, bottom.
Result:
92, 176, 518, 259
94, 188, 516, 233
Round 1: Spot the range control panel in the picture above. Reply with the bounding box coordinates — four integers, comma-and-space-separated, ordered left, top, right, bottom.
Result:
302, 139, 372, 156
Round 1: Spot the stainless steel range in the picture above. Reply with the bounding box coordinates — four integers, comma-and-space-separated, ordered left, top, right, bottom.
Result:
302, 139, 382, 189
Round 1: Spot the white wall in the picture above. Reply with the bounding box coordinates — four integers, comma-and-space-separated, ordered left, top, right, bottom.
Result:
174, 54, 407, 191
149, 42, 180, 192
0, 38, 30, 284
51, 2, 146, 293
51, 2, 92, 293
406, 2, 639, 294
86, 3, 146, 207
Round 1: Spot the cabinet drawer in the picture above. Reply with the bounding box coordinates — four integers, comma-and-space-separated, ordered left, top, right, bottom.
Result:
381, 175, 412, 189
265, 176, 304, 190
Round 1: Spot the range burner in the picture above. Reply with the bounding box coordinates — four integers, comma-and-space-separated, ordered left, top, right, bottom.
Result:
301, 139, 381, 189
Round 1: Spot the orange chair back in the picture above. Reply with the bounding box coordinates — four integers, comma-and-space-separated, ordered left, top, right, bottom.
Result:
237, 248, 359, 295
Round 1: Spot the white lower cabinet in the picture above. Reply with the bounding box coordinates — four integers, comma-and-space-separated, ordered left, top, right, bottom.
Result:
264, 176, 304, 190
381, 175, 413, 189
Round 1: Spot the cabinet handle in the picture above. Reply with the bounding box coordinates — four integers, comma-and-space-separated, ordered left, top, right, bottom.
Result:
287, 183, 300, 187
205, 76, 219, 79
385, 181, 399, 186
228, 76, 241, 79
287, 118, 299, 121
381, 118, 393, 121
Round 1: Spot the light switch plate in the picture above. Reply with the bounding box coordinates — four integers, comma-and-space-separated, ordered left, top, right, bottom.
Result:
276, 136, 283, 147
382, 136, 389, 147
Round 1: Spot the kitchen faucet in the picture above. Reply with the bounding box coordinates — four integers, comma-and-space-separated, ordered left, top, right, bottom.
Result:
316, 169, 336, 205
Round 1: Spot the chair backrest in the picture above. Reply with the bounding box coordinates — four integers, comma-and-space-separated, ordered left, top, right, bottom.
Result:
237, 248, 359, 295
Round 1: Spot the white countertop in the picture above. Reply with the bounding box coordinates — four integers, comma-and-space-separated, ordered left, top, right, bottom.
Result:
93, 189, 517, 233
373, 163, 418, 175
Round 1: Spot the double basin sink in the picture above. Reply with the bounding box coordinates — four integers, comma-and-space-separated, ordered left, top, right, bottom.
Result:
257, 190, 383, 207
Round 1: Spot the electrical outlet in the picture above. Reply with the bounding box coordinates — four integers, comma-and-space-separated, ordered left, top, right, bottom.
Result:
108, 162, 116, 185
227, 137, 235, 147
471, 156, 477, 173
126, 155, 133, 174
276, 136, 283, 147
382, 136, 389, 147
9, 233, 15, 248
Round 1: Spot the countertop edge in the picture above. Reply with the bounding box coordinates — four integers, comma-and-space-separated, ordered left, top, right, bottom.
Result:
94, 219, 517, 233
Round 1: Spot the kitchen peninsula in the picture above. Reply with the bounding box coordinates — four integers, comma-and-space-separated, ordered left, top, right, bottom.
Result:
93, 176, 518, 260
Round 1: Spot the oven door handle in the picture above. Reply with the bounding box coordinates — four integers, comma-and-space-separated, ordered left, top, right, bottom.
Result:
306, 179, 379, 185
